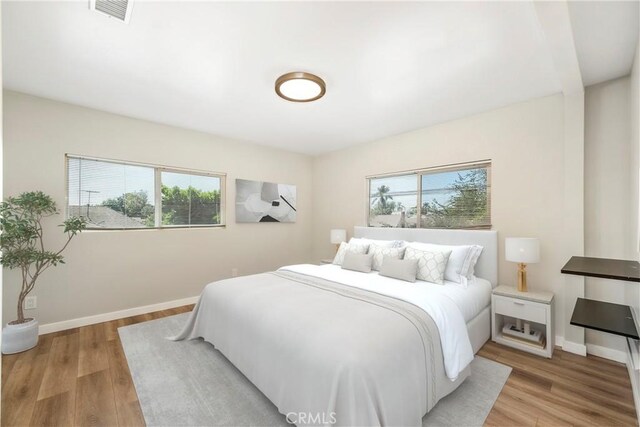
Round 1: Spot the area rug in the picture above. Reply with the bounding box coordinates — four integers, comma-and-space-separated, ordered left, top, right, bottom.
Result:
119, 313, 511, 427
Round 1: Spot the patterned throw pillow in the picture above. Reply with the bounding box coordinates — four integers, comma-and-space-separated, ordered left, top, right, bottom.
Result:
403, 246, 452, 285
407, 242, 483, 284
332, 242, 369, 265
369, 243, 406, 271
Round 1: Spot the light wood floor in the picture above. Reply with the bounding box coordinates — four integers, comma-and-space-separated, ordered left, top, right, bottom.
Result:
2, 306, 637, 427
479, 341, 638, 426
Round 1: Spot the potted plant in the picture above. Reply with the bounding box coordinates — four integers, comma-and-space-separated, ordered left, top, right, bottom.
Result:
0, 191, 86, 354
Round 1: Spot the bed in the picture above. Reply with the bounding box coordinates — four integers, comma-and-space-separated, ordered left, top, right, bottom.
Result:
173, 227, 497, 426
352, 226, 497, 356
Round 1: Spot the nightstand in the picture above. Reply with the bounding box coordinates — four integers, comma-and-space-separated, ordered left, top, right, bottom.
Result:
491, 285, 555, 358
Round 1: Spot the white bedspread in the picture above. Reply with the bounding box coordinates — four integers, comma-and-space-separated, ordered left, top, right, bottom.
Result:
421, 275, 492, 322
280, 264, 475, 380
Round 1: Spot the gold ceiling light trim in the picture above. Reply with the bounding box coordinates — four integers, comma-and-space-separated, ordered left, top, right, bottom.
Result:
275, 71, 326, 103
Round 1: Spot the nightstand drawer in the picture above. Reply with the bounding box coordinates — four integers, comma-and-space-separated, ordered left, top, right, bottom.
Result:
493, 295, 547, 324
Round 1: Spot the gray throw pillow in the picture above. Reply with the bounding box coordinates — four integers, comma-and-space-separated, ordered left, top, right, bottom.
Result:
341, 252, 374, 273
379, 257, 419, 283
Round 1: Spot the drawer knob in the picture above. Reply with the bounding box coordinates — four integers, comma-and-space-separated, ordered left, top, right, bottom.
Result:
513, 301, 525, 306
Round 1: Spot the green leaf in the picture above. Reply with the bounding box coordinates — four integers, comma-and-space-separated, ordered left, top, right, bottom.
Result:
62, 216, 87, 235
0, 191, 86, 270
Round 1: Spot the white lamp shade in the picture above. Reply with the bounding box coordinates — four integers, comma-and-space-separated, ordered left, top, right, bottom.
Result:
505, 237, 540, 264
330, 229, 347, 244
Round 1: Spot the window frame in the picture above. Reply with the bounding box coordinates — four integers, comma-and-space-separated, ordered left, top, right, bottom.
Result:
65, 154, 226, 231
366, 160, 491, 230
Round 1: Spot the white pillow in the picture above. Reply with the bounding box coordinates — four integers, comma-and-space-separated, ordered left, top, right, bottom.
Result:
394, 240, 409, 248
403, 246, 452, 285
463, 245, 484, 278
333, 242, 369, 265
407, 242, 483, 284
349, 237, 397, 248
369, 243, 406, 271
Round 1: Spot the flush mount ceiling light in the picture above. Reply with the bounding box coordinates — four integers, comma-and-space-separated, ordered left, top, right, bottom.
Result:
275, 72, 326, 102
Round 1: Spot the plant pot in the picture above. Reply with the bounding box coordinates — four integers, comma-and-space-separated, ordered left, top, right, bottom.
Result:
2, 318, 39, 354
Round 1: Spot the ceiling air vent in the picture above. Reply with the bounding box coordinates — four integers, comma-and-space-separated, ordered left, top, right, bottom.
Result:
90, 0, 133, 24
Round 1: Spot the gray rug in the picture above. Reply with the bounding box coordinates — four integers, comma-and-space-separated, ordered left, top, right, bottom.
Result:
119, 313, 511, 427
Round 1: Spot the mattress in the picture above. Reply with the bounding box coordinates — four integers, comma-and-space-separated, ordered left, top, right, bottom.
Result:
317, 264, 492, 323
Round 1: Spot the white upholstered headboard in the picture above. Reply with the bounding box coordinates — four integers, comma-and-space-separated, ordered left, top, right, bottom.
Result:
353, 226, 498, 287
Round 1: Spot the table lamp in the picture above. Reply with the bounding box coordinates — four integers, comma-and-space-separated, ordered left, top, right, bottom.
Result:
330, 229, 347, 253
505, 237, 540, 292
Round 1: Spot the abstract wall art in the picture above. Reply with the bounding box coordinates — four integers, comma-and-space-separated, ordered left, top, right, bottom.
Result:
235, 179, 297, 223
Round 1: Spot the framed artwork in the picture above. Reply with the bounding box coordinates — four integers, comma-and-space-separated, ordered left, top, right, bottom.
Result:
235, 179, 297, 223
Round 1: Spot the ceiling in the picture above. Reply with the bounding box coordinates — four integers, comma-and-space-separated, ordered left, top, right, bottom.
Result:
569, 1, 639, 86
3, 1, 638, 155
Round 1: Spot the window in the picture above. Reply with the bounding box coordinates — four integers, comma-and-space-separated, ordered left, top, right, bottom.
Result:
368, 175, 418, 228
67, 155, 224, 229
367, 161, 491, 229
161, 171, 222, 226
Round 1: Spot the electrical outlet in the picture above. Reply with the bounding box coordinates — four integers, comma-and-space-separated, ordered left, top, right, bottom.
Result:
24, 295, 37, 310
231, 268, 239, 277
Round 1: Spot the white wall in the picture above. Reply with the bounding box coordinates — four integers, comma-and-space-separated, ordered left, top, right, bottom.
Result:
312, 94, 569, 339
561, 91, 586, 353
629, 41, 640, 324
2, 91, 314, 326
584, 76, 631, 353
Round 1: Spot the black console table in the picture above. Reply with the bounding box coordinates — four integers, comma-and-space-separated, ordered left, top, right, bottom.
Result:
570, 298, 638, 339
561, 256, 639, 340
561, 256, 640, 282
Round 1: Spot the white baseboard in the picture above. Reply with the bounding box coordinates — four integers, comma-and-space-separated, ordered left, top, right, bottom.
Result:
556, 334, 627, 362
38, 296, 199, 335
561, 339, 587, 356
587, 343, 627, 364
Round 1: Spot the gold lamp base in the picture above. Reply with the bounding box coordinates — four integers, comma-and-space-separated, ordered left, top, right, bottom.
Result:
517, 263, 528, 292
